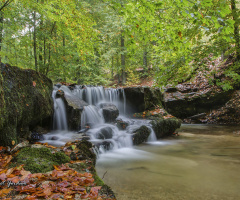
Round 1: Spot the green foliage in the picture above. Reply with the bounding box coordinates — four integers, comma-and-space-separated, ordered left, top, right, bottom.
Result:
0, 0, 239, 86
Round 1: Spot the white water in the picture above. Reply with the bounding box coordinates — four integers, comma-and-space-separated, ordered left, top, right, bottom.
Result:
52, 88, 68, 130
43, 85, 157, 152
73, 86, 126, 115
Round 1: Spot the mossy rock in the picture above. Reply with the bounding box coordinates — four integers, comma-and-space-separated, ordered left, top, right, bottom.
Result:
0, 63, 53, 146
150, 117, 181, 138
11, 147, 70, 173
132, 125, 151, 145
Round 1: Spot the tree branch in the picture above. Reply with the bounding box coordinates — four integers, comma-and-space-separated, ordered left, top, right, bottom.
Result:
0, 0, 13, 12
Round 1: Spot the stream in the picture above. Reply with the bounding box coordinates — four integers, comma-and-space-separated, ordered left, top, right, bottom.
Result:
96, 124, 240, 200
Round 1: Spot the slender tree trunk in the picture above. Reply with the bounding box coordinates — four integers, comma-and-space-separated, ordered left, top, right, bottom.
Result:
117, 53, 120, 84
33, 10, 38, 71
39, 18, 43, 73
112, 56, 114, 79
121, 34, 126, 85
143, 49, 148, 71
231, 0, 240, 60
0, 13, 3, 63
46, 42, 50, 76
63, 36, 66, 82
44, 37, 46, 66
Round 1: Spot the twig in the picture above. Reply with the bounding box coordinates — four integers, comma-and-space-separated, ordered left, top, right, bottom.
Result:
102, 171, 107, 179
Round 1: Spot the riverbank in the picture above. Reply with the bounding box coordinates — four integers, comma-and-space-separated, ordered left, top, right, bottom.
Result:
0, 140, 116, 199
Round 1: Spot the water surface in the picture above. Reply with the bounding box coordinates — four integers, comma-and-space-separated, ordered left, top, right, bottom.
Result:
96, 124, 240, 200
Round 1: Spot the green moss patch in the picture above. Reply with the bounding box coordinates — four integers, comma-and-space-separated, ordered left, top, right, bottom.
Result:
11, 147, 70, 173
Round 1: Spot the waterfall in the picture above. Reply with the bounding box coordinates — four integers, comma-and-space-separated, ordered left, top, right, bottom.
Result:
73, 86, 126, 115
42, 85, 157, 152
81, 105, 104, 128
52, 88, 68, 130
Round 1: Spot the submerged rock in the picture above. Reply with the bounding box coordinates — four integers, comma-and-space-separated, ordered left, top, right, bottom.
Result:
96, 127, 113, 139
0, 63, 53, 146
99, 103, 119, 123
116, 119, 130, 130
132, 125, 151, 145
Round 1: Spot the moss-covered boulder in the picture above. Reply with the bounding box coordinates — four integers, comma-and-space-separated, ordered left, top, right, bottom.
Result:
0, 63, 53, 146
150, 117, 181, 138
132, 125, 151, 145
124, 86, 164, 114
11, 147, 70, 173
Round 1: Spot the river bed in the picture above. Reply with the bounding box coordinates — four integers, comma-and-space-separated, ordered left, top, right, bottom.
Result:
96, 124, 240, 200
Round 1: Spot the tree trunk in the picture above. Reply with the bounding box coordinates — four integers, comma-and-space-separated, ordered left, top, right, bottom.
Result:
0, 13, 3, 63
62, 36, 66, 82
112, 56, 114, 79
231, 0, 240, 60
121, 34, 126, 85
33, 10, 38, 71
46, 42, 50, 76
117, 53, 120, 84
44, 37, 46, 66
143, 49, 148, 71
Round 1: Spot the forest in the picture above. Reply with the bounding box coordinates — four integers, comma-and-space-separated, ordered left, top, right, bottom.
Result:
0, 0, 239, 88
1, 0, 240, 200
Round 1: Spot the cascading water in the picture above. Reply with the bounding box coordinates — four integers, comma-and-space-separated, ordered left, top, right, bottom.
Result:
52, 87, 68, 130
73, 86, 126, 115
42, 85, 157, 152
81, 105, 104, 128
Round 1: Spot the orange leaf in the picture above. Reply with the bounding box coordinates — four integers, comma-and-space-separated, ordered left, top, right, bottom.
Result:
32, 81, 36, 87
0, 188, 12, 197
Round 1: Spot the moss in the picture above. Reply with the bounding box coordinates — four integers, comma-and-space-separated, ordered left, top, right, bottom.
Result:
132, 125, 151, 145
150, 117, 181, 138
11, 147, 70, 173
94, 174, 105, 186
0, 64, 53, 146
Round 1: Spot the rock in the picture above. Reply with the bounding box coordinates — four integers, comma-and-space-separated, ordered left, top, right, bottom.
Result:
95, 141, 113, 151
96, 127, 113, 139
116, 120, 129, 130
99, 103, 119, 123
0, 63, 53, 147
30, 131, 44, 142
203, 90, 240, 124
75, 140, 96, 165
132, 125, 151, 145
55, 83, 62, 88
164, 87, 178, 93
11, 147, 70, 173
150, 117, 181, 138
57, 86, 89, 130
164, 86, 234, 119
124, 86, 164, 114
50, 136, 59, 140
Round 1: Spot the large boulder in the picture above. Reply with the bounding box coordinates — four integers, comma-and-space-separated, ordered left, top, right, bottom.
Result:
0, 63, 53, 146
124, 86, 164, 114
56, 86, 88, 130
132, 125, 151, 145
150, 117, 181, 138
99, 103, 119, 123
